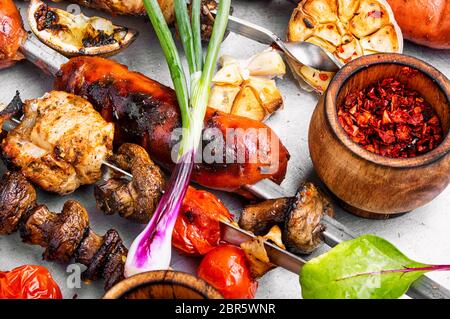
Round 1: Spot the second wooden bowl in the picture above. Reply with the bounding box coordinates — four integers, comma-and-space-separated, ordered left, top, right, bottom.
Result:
309, 53, 450, 218
103, 270, 223, 299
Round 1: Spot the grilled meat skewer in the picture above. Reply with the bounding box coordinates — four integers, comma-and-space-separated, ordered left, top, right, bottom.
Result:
0, 171, 127, 290
239, 182, 334, 254
55, 56, 290, 196
1, 91, 114, 195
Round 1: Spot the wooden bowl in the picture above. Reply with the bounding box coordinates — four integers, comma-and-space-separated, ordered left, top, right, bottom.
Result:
103, 270, 223, 299
309, 53, 450, 218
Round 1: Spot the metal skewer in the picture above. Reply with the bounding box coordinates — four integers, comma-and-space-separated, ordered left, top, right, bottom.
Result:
13, 35, 450, 299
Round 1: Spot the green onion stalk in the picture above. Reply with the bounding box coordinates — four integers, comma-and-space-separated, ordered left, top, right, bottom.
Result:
125, 0, 231, 277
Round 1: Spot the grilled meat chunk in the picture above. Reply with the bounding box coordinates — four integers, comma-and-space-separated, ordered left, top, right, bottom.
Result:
0, 0, 26, 69
239, 182, 334, 254
0, 172, 128, 291
0, 171, 36, 235
54, 57, 289, 195
95, 143, 165, 223
1, 91, 114, 194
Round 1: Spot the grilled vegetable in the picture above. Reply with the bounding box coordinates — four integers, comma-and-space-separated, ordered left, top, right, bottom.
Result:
58, 0, 172, 20
198, 244, 258, 299
95, 143, 165, 223
0, 0, 26, 69
173, 186, 233, 255
287, 0, 403, 93
1, 91, 114, 195
123, 0, 231, 277
209, 50, 285, 121
0, 265, 62, 299
386, 0, 450, 49
29, 0, 138, 57
0, 171, 127, 291
239, 182, 334, 254
54, 57, 290, 195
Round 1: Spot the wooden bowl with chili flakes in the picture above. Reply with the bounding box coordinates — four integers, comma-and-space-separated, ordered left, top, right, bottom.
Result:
309, 53, 450, 219
103, 270, 223, 299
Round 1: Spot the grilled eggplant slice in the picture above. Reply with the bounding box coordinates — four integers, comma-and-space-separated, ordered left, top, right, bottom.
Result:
28, 0, 138, 57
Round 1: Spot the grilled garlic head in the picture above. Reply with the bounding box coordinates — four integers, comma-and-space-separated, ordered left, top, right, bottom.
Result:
28, 0, 138, 57
287, 0, 403, 93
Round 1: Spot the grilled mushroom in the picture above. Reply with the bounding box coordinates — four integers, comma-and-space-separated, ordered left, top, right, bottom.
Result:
239, 182, 334, 254
283, 182, 334, 254
28, 0, 138, 57
0, 171, 127, 290
94, 143, 166, 223
0, 171, 36, 235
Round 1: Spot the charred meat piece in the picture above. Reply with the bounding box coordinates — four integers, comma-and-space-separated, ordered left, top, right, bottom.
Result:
54, 57, 289, 195
239, 182, 334, 254
0, 171, 36, 235
1, 91, 114, 194
95, 143, 165, 223
283, 183, 334, 254
0, 0, 26, 69
0, 171, 127, 291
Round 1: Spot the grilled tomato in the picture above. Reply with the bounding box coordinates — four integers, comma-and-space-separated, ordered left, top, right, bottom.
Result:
172, 187, 233, 255
198, 245, 258, 299
0, 265, 62, 299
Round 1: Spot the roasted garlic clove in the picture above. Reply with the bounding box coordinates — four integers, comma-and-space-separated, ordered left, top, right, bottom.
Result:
209, 49, 284, 121
28, 0, 138, 57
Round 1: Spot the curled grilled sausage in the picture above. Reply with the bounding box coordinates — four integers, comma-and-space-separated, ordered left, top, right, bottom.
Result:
54, 56, 290, 195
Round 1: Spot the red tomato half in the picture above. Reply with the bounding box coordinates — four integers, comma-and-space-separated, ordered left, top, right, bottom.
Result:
0, 265, 62, 299
172, 187, 233, 256
197, 245, 257, 299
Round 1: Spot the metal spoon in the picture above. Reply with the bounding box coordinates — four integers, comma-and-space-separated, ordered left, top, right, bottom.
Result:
214, 12, 343, 72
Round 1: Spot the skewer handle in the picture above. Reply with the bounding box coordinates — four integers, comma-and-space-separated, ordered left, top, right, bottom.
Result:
20, 36, 69, 77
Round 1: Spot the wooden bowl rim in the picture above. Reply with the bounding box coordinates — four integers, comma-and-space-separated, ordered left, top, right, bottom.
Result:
325, 53, 450, 168
102, 270, 223, 299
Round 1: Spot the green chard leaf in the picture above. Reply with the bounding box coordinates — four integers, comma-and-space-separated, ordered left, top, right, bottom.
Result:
300, 234, 450, 299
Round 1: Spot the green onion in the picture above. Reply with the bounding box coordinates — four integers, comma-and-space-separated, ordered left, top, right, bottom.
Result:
125, 0, 231, 277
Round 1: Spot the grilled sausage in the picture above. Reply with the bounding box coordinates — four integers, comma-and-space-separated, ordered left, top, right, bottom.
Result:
54, 56, 290, 194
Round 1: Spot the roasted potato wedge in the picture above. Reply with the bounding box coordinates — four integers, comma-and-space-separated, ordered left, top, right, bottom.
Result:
287, 0, 403, 93
28, 0, 138, 57
209, 49, 284, 121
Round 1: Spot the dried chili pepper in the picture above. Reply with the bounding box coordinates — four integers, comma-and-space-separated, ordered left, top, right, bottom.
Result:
338, 76, 443, 158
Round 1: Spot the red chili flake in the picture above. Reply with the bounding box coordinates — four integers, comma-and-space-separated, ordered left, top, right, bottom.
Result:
368, 10, 384, 18
400, 66, 419, 78
338, 77, 444, 158
319, 73, 329, 81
